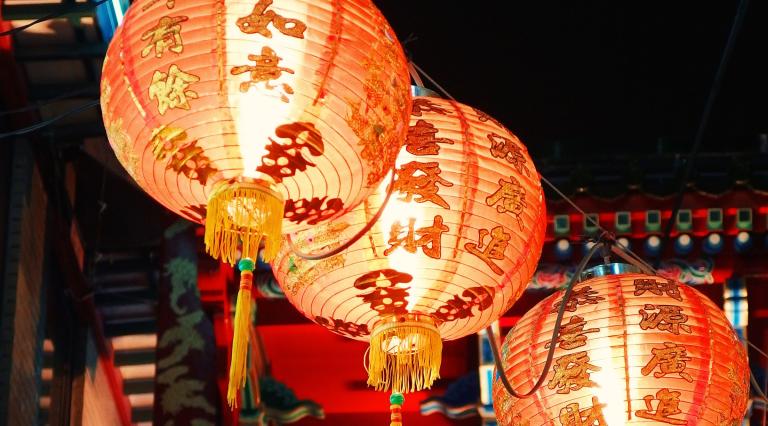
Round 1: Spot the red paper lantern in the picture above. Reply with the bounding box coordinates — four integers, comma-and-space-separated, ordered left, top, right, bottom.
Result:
100, 0, 411, 264
272, 95, 547, 393
493, 265, 750, 426
101, 0, 411, 406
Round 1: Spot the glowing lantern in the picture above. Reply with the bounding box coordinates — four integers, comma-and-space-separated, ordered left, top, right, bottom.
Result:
492, 264, 750, 426
100, 0, 411, 264
100, 0, 411, 406
271, 95, 547, 393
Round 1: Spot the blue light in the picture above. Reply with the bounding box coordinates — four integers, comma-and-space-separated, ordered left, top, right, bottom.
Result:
674, 234, 693, 256
554, 238, 572, 261
734, 231, 752, 253
645, 235, 661, 257
702, 233, 723, 255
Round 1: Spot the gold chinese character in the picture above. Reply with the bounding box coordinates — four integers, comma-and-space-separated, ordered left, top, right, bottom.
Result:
473, 107, 506, 129
354, 269, 413, 317
432, 286, 495, 322
545, 316, 599, 350
284, 196, 344, 226
464, 226, 511, 276
412, 98, 450, 116
141, 0, 175, 12
140, 15, 188, 58
148, 64, 199, 115
486, 176, 527, 231
639, 304, 691, 335
149, 126, 217, 185
257, 122, 324, 182
405, 120, 454, 156
236, 0, 307, 38
383, 215, 448, 259
558, 396, 607, 426
231, 46, 294, 101
551, 286, 606, 314
635, 388, 686, 425
634, 278, 683, 301
488, 133, 530, 177
547, 351, 600, 394
641, 342, 693, 382
393, 161, 453, 209
510, 415, 530, 426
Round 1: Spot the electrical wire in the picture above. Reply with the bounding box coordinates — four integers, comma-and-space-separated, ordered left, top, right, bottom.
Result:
659, 0, 751, 261
410, 62, 657, 276
287, 169, 396, 260
0, 88, 95, 117
488, 240, 603, 399
0, 99, 99, 139
0, 0, 109, 38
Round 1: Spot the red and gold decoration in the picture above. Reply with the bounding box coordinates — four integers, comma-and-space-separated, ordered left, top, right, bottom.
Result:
271, 96, 547, 394
100, 0, 411, 264
100, 0, 412, 406
492, 267, 750, 425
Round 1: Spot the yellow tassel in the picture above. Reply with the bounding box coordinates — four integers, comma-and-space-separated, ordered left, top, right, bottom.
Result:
205, 180, 284, 265
367, 318, 442, 393
227, 269, 253, 408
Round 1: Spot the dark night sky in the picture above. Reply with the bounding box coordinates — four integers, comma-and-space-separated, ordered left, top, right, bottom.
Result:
374, 1, 768, 157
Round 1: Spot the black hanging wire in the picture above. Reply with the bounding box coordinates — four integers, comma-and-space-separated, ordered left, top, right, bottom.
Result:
659, 0, 751, 263
409, 60, 768, 411
488, 239, 604, 398
0, 99, 99, 139
287, 169, 397, 260
0, 88, 95, 117
0, 0, 109, 37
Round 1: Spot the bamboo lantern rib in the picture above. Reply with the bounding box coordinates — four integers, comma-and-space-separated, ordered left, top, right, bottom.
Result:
272, 96, 547, 393
493, 272, 751, 426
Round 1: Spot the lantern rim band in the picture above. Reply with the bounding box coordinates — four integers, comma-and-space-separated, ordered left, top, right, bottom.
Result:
371, 314, 439, 354
580, 262, 641, 280
208, 177, 283, 204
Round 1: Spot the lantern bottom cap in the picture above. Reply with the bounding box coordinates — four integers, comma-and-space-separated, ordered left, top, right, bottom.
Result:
367, 315, 442, 394
204, 179, 284, 265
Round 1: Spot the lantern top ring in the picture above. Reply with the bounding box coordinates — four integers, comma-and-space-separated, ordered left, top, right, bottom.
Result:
410, 85, 440, 98
580, 262, 642, 281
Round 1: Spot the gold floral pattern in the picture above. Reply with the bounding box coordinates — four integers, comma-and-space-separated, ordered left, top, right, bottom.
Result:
345, 21, 409, 186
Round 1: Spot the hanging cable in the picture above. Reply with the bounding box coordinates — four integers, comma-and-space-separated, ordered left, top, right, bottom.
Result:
488, 240, 603, 399
0, 99, 99, 139
659, 0, 751, 263
0, 89, 95, 117
409, 61, 658, 278
287, 169, 396, 260
0, 0, 109, 37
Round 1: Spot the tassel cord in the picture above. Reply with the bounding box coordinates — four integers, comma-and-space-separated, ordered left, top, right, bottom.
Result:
227, 259, 255, 408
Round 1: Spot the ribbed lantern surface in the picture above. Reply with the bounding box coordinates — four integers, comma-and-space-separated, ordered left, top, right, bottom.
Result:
272, 96, 547, 393
100, 0, 411, 264
493, 270, 750, 426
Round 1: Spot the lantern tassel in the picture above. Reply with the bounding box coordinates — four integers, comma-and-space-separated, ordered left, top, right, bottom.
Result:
227, 259, 255, 408
205, 181, 284, 265
367, 319, 442, 393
